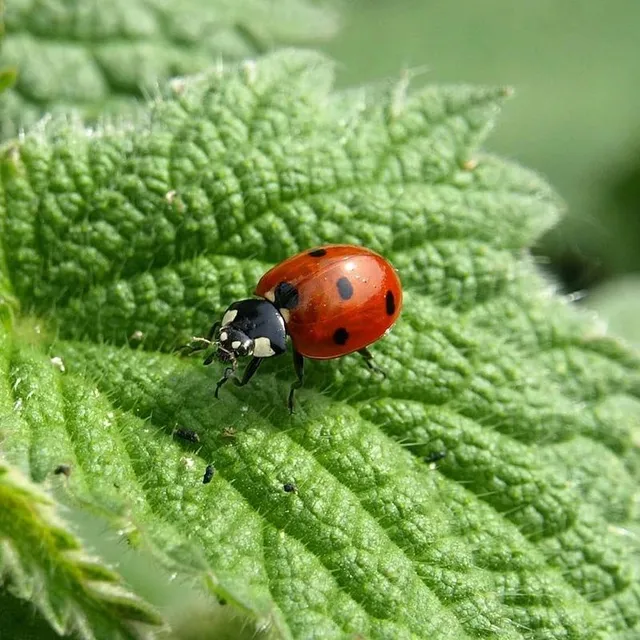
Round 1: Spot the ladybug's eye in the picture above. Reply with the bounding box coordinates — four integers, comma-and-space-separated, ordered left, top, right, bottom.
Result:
235, 340, 254, 357
217, 327, 254, 359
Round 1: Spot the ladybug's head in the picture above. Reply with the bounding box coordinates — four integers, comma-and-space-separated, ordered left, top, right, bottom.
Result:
214, 326, 254, 363
209, 299, 288, 366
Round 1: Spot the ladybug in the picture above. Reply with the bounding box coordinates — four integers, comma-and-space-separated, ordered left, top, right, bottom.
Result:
193, 244, 402, 412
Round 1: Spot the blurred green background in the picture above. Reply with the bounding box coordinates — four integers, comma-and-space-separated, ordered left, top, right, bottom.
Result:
323, 0, 640, 341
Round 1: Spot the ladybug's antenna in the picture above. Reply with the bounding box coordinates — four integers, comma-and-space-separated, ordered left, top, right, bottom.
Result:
176, 335, 214, 357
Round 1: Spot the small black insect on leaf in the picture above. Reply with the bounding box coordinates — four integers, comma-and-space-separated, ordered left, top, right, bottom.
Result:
54, 464, 72, 477
203, 464, 215, 484
424, 450, 447, 464
175, 427, 200, 443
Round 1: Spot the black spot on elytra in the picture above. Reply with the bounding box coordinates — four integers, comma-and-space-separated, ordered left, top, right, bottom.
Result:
308, 248, 327, 257
385, 290, 396, 315
274, 281, 299, 309
333, 327, 349, 345
336, 277, 354, 300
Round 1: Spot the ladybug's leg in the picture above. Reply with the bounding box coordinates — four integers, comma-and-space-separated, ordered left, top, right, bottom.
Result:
176, 323, 219, 357
288, 350, 305, 414
214, 365, 236, 398
215, 358, 262, 399
358, 348, 386, 378
203, 351, 218, 366
232, 357, 263, 388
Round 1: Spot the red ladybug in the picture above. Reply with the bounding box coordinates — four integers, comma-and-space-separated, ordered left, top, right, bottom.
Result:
197, 245, 402, 412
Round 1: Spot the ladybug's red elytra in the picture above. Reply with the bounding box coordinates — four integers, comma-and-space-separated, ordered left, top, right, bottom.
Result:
194, 244, 402, 412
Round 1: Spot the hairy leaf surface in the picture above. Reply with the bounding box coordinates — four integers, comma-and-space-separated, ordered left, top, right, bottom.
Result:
0, 50, 639, 639
0, 460, 163, 639
0, 0, 338, 139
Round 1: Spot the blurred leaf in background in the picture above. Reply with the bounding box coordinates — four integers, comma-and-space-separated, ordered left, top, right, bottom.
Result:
0, 460, 163, 638
600, 146, 640, 276
57, 507, 262, 640
324, 0, 640, 290
0, 0, 339, 139
588, 274, 640, 348
1, 592, 61, 640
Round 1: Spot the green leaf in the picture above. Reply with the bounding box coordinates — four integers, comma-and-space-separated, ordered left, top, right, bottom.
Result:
0, 459, 164, 639
0, 0, 339, 140
1, 49, 640, 638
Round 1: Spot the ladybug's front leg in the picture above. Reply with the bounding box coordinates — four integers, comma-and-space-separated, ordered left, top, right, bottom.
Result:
232, 357, 263, 388
288, 350, 305, 414
215, 365, 236, 398
215, 357, 263, 399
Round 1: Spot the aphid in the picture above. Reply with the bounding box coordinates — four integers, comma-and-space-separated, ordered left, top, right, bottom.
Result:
174, 427, 200, 443
193, 245, 402, 412
424, 450, 447, 464
283, 482, 297, 493
202, 464, 215, 484
54, 464, 72, 477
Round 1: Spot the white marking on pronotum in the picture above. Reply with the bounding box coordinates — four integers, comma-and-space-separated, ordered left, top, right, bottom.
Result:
219, 332, 228, 342
253, 337, 275, 357
263, 289, 275, 303
222, 309, 238, 326
279, 308, 291, 323
231, 340, 241, 349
